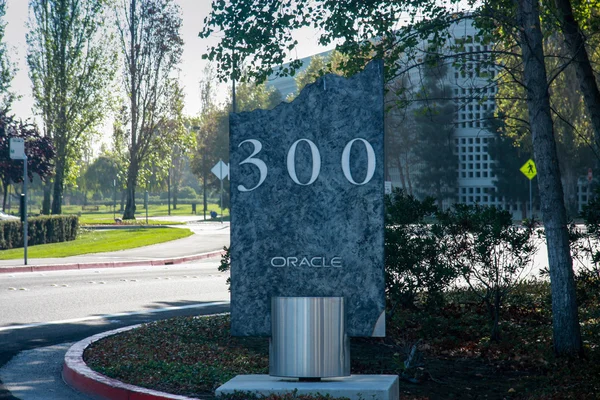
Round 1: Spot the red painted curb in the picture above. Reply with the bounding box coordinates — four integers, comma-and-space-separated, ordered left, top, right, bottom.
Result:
0, 250, 225, 274
62, 325, 201, 400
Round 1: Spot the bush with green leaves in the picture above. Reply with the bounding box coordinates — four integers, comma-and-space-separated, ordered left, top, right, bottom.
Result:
577, 187, 600, 273
385, 189, 458, 313
571, 186, 600, 301
437, 204, 537, 341
0, 215, 78, 250
177, 186, 197, 199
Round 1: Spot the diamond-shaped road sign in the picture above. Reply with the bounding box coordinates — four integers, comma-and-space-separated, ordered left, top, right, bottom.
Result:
211, 160, 229, 180
520, 159, 537, 180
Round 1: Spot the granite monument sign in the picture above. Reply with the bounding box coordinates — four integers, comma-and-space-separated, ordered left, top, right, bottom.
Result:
230, 60, 385, 337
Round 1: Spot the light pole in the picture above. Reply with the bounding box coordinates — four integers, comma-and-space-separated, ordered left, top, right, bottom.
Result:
167, 165, 171, 216
113, 178, 116, 220
203, 145, 207, 221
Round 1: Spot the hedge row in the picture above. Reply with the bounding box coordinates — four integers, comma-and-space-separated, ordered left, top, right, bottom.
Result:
0, 215, 79, 250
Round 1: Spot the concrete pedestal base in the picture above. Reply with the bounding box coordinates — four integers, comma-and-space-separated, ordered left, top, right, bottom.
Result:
215, 374, 399, 400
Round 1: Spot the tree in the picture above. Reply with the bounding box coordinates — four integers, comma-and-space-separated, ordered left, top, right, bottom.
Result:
439, 204, 537, 341
201, 0, 586, 357
191, 72, 280, 214
487, 118, 536, 218
553, 0, 600, 155
291, 51, 348, 98
412, 58, 457, 205
0, 112, 55, 210
115, 0, 183, 220
82, 154, 119, 200
27, 0, 116, 215
514, 0, 582, 356
0, 0, 16, 110
493, 30, 597, 217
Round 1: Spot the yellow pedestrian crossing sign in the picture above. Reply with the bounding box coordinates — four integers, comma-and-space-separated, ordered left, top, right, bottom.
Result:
520, 159, 537, 180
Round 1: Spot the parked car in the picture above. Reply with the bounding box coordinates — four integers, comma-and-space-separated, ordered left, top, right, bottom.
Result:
0, 211, 19, 221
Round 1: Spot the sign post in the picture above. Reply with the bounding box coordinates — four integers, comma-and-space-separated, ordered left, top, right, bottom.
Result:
210, 160, 229, 224
10, 138, 27, 265
520, 159, 537, 219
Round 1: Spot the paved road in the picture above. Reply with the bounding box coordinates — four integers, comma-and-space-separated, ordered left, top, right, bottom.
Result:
0, 259, 230, 327
0, 218, 231, 399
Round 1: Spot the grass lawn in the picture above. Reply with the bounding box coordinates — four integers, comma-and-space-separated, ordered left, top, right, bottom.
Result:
58, 203, 229, 219
78, 217, 185, 225
84, 280, 600, 400
0, 227, 193, 259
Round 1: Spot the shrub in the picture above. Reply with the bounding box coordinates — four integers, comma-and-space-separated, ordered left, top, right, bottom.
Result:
178, 186, 197, 199
385, 189, 457, 313
437, 204, 537, 341
0, 215, 79, 250
577, 186, 600, 277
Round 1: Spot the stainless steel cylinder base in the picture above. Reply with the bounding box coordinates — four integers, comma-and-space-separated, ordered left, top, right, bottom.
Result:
269, 296, 350, 378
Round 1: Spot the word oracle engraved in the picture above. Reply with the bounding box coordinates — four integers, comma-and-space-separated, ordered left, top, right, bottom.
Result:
270, 256, 343, 268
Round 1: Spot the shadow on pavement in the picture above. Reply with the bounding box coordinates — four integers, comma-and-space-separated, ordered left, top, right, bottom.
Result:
0, 301, 230, 400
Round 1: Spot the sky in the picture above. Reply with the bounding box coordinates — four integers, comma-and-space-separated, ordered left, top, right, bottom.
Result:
3, 0, 330, 128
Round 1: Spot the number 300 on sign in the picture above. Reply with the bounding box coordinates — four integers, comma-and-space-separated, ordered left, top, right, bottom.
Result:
236, 138, 376, 192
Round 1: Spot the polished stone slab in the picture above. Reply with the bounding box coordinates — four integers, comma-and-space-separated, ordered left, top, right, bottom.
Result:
215, 374, 399, 400
229, 60, 385, 337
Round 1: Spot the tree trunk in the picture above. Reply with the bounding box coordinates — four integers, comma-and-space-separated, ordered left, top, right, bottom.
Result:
51, 158, 65, 215
123, 159, 138, 220
554, 0, 600, 151
120, 189, 125, 212
394, 154, 407, 190
516, 0, 583, 357
42, 179, 51, 215
173, 184, 178, 210
124, 0, 138, 221
2, 180, 8, 211
490, 291, 501, 342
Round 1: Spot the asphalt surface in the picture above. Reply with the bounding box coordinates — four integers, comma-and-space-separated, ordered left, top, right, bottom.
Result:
0, 217, 231, 400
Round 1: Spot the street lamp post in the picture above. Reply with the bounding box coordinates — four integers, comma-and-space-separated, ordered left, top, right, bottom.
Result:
203, 146, 207, 221
113, 179, 116, 220
167, 166, 171, 216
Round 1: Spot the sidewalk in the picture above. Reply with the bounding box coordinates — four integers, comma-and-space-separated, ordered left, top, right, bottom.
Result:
0, 220, 230, 274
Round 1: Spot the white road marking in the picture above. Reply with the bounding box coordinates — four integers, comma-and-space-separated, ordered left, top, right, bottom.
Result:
0, 301, 230, 332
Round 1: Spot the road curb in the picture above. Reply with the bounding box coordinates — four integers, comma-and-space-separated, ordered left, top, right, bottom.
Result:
63, 325, 201, 400
0, 249, 226, 274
